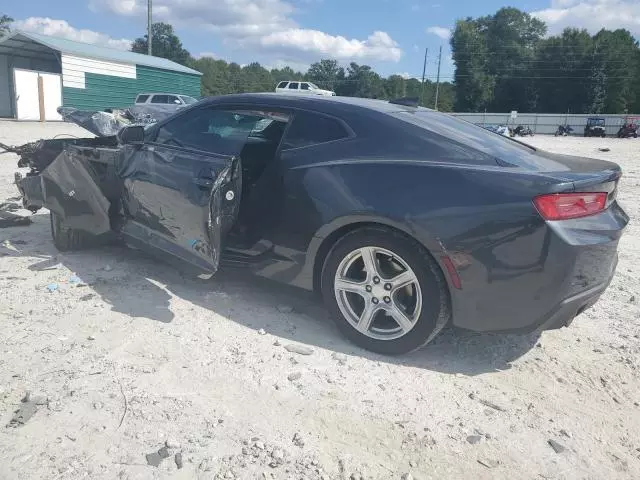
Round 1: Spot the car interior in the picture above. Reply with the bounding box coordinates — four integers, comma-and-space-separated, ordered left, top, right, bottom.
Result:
153, 107, 290, 246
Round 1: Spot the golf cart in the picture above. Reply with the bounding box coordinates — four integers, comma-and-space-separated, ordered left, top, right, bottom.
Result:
584, 117, 606, 137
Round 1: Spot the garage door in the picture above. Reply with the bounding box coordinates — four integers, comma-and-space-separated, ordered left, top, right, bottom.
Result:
14, 69, 63, 121
14, 70, 40, 120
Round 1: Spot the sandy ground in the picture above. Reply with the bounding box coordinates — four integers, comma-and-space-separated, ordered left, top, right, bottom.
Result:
0, 121, 639, 480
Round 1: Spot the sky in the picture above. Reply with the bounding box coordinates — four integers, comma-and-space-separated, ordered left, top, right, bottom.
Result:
6, 0, 640, 81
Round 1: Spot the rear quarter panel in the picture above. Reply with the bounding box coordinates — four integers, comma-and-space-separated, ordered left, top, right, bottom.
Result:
277, 143, 608, 331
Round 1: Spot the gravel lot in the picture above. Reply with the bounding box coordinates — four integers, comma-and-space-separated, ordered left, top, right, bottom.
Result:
0, 121, 639, 480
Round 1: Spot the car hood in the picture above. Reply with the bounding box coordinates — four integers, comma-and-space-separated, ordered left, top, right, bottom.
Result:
57, 107, 163, 137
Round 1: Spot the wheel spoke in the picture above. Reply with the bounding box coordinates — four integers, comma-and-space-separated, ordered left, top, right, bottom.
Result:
360, 247, 379, 280
390, 270, 415, 291
335, 277, 367, 296
388, 302, 414, 332
357, 302, 378, 334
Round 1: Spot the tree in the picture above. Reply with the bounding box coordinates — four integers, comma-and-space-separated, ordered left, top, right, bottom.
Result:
0, 14, 13, 35
132, 22, 190, 66
450, 18, 495, 111
307, 59, 344, 90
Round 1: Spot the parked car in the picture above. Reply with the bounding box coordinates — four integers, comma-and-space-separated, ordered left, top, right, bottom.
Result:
584, 117, 606, 137
13, 94, 628, 354
129, 93, 199, 120
275, 81, 336, 96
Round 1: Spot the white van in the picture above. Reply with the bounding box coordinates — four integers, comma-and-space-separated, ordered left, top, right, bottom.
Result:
275, 81, 336, 96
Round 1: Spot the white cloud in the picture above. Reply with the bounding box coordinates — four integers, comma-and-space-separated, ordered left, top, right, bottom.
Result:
194, 52, 218, 59
426, 26, 451, 40
531, 0, 640, 35
15, 17, 132, 50
90, 0, 403, 62
254, 29, 401, 61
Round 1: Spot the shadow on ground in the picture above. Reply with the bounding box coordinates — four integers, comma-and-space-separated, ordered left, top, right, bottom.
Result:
1, 213, 540, 376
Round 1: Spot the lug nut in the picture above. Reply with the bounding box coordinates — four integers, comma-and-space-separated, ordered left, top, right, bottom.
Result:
384, 296, 391, 304
365, 285, 372, 292
384, 283, 392, 291
372, 298, 379, 304
373, 277, 380, 284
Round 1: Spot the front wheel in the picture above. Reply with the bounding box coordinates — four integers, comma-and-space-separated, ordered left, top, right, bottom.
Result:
50, 212, 97, 251
321, 227, 450, 355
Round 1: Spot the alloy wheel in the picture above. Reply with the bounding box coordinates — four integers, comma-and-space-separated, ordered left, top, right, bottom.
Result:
334, 246, 422, 341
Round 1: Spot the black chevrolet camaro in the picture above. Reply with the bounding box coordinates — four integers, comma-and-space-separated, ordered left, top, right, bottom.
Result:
13, 94, 629, 354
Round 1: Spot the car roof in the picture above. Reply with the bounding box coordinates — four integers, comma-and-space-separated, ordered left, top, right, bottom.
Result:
202, 93, 429, 116
138, 93, 184, 96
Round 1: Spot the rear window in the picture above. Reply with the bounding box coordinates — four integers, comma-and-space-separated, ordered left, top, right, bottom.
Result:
282, 112, 349, 149
277, 81, 288, 88
136, 94, 150, 103
180, 95, 197, 104
392, 110, 536, 163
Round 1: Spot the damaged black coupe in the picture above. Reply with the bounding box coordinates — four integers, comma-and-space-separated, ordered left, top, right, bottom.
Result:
11, 94, 629, 354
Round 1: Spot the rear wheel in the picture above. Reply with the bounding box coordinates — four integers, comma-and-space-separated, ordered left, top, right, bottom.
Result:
50, 212, 96, 251
321, 227, 450, 355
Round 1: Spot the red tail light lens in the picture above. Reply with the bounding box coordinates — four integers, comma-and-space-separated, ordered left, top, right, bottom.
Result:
533, 192, 607, 220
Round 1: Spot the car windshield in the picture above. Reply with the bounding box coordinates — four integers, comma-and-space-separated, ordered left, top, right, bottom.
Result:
590, 118, 605, 126
308, 82, 319, 89
179, 95, 198, 105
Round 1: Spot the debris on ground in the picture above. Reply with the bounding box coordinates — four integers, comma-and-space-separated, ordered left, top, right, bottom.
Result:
0, 210, 31, 228
287, 372, 302, 382
284, 344, 314, 356
548, 439, 567, 454
277, 304, 294, 314
46, 283, 58, 293
174, 452, 183, 469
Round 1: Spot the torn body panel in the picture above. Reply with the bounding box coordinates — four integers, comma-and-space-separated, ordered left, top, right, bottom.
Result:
117, 144, 240, 273
13, 137, 240, 276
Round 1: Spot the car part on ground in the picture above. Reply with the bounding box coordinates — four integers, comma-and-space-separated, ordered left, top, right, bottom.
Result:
11, 94, 629, 354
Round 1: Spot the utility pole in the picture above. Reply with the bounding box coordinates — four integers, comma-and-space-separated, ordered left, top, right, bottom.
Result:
419, 47, 428, 106
147, 0, 153, 55
434, 45, 442, 110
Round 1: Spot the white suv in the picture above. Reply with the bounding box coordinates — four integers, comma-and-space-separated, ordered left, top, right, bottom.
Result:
275, 81, 336, 96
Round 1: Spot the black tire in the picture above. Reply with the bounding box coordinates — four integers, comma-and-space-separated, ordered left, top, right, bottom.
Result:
321, 226, 450, 355
50, 212, 96, 251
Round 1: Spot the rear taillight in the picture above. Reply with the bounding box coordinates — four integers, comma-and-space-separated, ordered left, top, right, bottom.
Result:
533, 192, 607, 220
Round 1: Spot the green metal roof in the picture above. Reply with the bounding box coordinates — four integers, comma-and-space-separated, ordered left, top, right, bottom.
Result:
0, 30, 202, 76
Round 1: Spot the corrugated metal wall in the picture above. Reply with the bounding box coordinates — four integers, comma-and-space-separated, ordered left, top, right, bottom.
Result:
63, 63, 201, 110
451, 112, 639, 136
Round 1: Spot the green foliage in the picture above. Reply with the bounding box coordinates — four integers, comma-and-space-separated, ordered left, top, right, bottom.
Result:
0, 14, 13, 35
450, 7, 640, 113
132, 23, 456, 109
132, 22, 191, 66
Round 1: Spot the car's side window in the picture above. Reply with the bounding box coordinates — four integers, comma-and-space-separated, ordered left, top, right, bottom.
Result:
300, 83, 309, 90
166, 95, 181, 104
288, 82, 299, 90
136, 94, 150, 103
153, 108, 271, 155
277, 81, 288, 89
281, 112, 349, 150
151, 95, 168, 104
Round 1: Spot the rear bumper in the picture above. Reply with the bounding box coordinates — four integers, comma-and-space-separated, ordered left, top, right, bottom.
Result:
498, 255, 616, 334
448, 202, 628, 333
